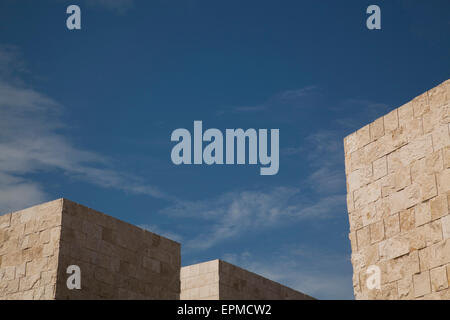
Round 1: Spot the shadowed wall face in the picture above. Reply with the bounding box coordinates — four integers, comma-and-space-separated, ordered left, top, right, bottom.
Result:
55, 199, 181, 299
180, 260, 314, 300
344, 79, 450, 299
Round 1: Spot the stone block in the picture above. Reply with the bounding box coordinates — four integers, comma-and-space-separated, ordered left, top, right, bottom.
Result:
430, 266, 448, 292
370, 117, 385, 141
414, 272, 431, 298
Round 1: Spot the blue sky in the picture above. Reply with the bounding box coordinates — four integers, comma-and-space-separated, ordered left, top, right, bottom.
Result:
0, 0, 449, 299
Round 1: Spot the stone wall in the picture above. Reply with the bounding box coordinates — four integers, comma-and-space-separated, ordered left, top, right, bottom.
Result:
180, 260, 220, 300
55, 199, 181, 299
0, 199, 62, 299
0, 199, 181, 299
344, 79, 450, 299
181, 260, 313, 300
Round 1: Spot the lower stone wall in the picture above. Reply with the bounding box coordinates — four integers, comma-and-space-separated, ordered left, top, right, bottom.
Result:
180, 260, 219, 300
180, 260, 313, 300
0, 200, 62, 299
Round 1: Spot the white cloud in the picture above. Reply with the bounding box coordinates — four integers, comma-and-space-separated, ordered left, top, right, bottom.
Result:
161, 187, 345, 250
217, 85, 318, 115
0, 46, 170, 213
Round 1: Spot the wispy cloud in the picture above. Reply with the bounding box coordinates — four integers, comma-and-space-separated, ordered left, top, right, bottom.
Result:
160, 187, 345, 250
217, 85, 318, 115
0, 45, 170, 213
335, 98, 390, 131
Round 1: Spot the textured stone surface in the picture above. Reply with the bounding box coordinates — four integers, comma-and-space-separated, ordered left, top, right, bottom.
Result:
180, 260, 313, 300
344, 79, 450, 300
0, 199, 181, 300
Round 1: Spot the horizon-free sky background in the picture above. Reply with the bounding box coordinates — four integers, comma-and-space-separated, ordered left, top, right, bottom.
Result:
0, 0, 449, 299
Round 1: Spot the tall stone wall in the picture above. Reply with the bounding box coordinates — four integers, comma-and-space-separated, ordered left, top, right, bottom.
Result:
0, 199, 62, 299
344, 79, 450, 299
180, 260, 314, 300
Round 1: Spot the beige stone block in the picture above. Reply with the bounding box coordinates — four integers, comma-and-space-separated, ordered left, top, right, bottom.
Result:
423, 108, 440, 134
384, 109, 399, 133
428, 81, 449, 110
379, 235, 410, 260
349, 148, 364, 172
444, 146, 450, 168
387, 134, 433, 173
431, 125, 450, 152
0, 214, 11, 229
420, 220, 443, 246
419, 239, 450, 271
374, 197, 392, 218
412, 91, 430, 118
356, 125, 371, 149
415, 201, 431, 227
384, 213, 400, 238
447, 265, 450, 287
370, 221, 384, 244
400, 208, 415, 233
430, 266, 448, 292
416, 174, 438, 202
370, 117, 385, 141
361, 244, 379, 267
344, 132, 358, 155
347, 165, 372, 192
357, 226, 371, 250
347, 192, 355, 213
398, 102, 414, 126
380, 282, 398, 300
442, 215, 450, 239
403, 118, 424, 142
390, 126, 409, 150
414, 271, 431, 297
410, 150, 444, 182
354, 181, 381, 209
349, 210, 363, 231
351, 253, 365, 273
430, 195, 449, 220
19, 273, 41, 292
345, 154, 351, 174
349, 232, 358, 251
437, 168, 450, 194
404, 228, 427, 251
393, 166, 411, 191
388, 183, 421, 214
382, 251, 420, 284
360, 202, 380, 227
373, 156, 387, 180
398, 276, 414, 299
379, 174, 396, 198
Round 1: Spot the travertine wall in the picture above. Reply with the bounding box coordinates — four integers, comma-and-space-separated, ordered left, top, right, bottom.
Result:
180, 260, 220, 299
0, 199, 181, 299
344, 79, 450, 299
55, 199, 181, 299
181, 260, 313, 300
0, 200, 62, 299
